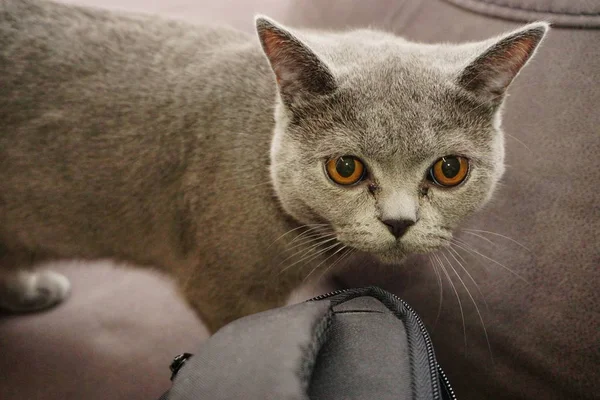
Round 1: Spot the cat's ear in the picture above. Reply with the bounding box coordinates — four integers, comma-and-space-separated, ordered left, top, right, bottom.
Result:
457, 22, 549, 104
255, 16, 337, 105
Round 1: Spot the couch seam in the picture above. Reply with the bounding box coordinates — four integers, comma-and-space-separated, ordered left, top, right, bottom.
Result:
447, 0, 600, 16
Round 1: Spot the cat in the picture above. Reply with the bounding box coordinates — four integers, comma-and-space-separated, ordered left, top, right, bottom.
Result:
0, 0, 548, 333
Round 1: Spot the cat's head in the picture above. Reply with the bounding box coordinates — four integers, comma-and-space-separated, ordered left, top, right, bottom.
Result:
256, 17, 548, 264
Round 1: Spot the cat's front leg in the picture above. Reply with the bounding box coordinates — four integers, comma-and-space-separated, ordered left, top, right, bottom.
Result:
0, 269, 71, 313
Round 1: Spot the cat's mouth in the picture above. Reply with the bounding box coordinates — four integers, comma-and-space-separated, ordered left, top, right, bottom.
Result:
336, 231, 452, 265
371, 241, 450, 265
308, 212, 452, 264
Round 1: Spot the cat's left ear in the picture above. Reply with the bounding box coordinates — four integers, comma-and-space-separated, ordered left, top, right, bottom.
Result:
457, 22, 549, 104
255, 16, 337, 106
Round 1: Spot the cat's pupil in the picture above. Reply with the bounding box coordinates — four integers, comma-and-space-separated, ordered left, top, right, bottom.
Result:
441, 157, 460, 178
336, 157, 355, 178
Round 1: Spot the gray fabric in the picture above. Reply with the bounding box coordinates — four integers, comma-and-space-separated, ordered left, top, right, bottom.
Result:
309, 297, 413, 400
443, 0, 600, 27
167, 293, 425, 400
167, 300, 332, 400
290, 1, 599, 399
319, 287, 441, 400
332, 295, 391, 313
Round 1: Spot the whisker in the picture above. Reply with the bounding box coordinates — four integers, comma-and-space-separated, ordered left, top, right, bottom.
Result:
463, 228, 531, 252
284, 232, 338, 252
435, 253, 467, 350
268, 224, 328, 249
461, 231, 496, 247
449, 245, 469, 266
429, 255, 444, 332
442, 250, 493, 362
449, 238, 491, 272
505, 132, 533, 153
451, 239, 529, 284
447, 246, 488, 310
290, 225, 331, 244
278, 235, 338, 267
302, 244, 347, 283
279, 241, 340, 275
317, 247, 356, 284
287, 229, 323, 245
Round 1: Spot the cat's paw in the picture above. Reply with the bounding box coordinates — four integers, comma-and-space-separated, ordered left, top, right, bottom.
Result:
0, 270, 71, 313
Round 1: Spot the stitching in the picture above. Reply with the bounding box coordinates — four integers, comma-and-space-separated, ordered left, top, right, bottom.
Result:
334, 309, 386, 315
447, 0, 600, 16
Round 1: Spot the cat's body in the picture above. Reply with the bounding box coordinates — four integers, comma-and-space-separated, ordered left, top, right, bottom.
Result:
0, 0, 547, 332
0, 0, 296, 329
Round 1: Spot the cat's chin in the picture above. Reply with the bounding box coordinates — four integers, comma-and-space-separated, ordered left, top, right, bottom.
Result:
371, 248, 409, 266
370, 243, 446, 266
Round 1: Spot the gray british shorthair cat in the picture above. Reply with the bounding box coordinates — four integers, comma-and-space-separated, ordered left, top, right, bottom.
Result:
0, 0, 548, 332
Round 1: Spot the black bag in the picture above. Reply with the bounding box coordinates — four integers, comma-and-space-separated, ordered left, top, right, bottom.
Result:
159, 286, 456, 400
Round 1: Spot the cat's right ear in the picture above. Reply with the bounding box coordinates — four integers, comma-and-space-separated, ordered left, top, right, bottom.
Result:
457, 22, 549, 105
255, 16, 337, 106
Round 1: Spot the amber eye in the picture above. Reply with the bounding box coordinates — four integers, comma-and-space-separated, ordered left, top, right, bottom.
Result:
326, 156, 366, 186
428, 156, 469, 187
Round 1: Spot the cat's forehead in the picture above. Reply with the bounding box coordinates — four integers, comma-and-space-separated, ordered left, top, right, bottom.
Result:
315, 70, 493, 162
336, 50, 454, 109
293, 36, 496, 162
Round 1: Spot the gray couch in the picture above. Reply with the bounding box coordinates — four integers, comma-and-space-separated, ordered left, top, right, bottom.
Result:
0, 1, 598, 399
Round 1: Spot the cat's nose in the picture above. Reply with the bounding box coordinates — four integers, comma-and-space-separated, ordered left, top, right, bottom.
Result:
382, 219, 415, 239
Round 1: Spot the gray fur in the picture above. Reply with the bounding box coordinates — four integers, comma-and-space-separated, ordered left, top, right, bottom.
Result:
0, 0, 548, 331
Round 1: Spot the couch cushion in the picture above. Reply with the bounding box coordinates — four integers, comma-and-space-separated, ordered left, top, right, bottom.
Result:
444, 0, 600, 28
57, 0, 294, 31
0, 260, 335, 400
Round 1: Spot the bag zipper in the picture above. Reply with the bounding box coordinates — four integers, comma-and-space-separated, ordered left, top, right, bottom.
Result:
308, 288, 349, 302
438, 364, 457, 400
308, 288, 457, 400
